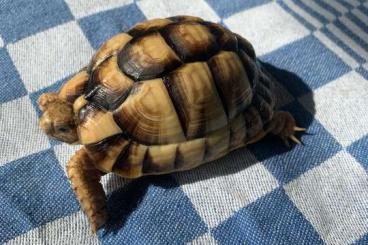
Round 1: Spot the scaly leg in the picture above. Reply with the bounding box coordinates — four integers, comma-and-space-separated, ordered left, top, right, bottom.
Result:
66, 147, 107, 232
268, 111, 306, 146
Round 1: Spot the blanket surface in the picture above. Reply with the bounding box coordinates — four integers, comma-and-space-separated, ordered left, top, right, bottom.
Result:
1, 0, 368, 244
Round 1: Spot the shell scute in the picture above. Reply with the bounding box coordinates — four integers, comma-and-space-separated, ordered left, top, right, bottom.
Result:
118, 32, 182, 81
113, 78, 186, 145
163, 62, 228, 139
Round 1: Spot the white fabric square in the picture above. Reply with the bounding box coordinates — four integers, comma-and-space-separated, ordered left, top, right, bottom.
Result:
137, 0, 220, 23
175, 149, 278, 228
299, 71, 368, 147
0, 35, 3, 48
224, 2, 310, 56
7, 22, 94, 92
5, 211, 98, 245
285, 151, 368, 245
0, 96, 49, 166
54, 143, 82, 171
188, 232, 218, 245
54, 143, 127, 194
65, 0, 133, 19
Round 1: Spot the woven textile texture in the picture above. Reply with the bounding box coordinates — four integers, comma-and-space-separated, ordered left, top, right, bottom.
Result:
1, 0, 368, 244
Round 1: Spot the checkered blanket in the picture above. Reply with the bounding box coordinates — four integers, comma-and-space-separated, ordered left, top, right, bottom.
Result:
1, 0, 368, 244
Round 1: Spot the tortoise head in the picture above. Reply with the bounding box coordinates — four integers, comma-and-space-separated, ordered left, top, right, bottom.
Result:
38, 92, 79, 144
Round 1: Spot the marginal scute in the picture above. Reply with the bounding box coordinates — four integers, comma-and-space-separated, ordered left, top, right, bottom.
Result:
87, 56, 134, 110
204, 126, 230, 162
208, 51, 253, 119
168, 15, 204, 22
243, 106, 263, 140
161, 22, 219, 62
237, 50, 259, 89
89, 33, 132, 72
204, 22, 238, 51
113, 79, 186, 145
175, 138, 206, 170
113, 142, 147, 178
128, 18, 173, 37
142, 144, 177, 173
59, 70, 89, 103
163, 62, 228, 139
118, 32, 182, 81
229, 114, 247, 150
77, 104, 122, 145
235, 33, 256, 60
85, 134, 130, 172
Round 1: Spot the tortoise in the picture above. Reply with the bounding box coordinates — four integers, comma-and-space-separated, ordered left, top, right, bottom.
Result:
38, 15, 305, 232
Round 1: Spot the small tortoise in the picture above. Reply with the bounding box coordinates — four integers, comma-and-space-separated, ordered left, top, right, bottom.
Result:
38, 16, 304, 232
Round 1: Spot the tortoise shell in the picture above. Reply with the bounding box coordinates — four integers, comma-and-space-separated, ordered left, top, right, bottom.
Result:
71, 16, 276, 177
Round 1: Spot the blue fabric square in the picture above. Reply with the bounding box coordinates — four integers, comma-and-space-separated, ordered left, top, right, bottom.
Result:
78, 4, 146, 50
0, 149, 79, 243
248, 100, 342, 184
260, 35, 352, 96
212, 188, 323, 245
347, 135, 368, 171
0, 0, 73, 43
353, 232, 368, 245
205, 0, 271, 18
0, 48, 27, 103
98, 176, 207, 245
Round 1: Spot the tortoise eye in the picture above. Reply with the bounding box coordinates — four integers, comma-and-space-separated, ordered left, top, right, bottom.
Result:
57, 126, 69, 133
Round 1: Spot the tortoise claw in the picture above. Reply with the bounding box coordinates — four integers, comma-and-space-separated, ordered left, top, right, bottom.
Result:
289, 135, 302, 145
294, 126, 306, 132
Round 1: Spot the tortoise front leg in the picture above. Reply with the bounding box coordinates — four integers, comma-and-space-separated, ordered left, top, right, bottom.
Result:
66, 147, 107, 232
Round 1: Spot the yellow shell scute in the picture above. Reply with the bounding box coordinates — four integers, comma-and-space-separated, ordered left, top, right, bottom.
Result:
78, 110, 122, 145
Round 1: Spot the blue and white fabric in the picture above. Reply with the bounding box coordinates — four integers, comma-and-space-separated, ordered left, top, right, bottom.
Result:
1, 0, 368, 244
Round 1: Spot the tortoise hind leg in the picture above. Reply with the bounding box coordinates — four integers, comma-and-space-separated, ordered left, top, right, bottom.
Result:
66, 147, 107, 233
269, 111, 306, 147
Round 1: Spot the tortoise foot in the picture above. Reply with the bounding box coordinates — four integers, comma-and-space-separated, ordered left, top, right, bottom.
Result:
270, 111, 305, 147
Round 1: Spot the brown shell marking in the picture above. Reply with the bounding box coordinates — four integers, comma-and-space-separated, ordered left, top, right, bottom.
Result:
89, 33, 132, 72
168, 15, 204, 22
85, 134, 130, 172
118, 32, 182, 81
208, 51, 253, 119
163, 62, 228, 139
113, 79, 186, 145
243, 106, 263, 139
113, 142, 147, 178
143, 144, 177, 173
204, 22, 238, 52
174, 138, 206, 170
229, 113, 247, 149
128, 18, 173, 37
204, 125, 230, 162
59, 70, 89, 103
87, 56, 134, 110
160, 22, 219, 62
